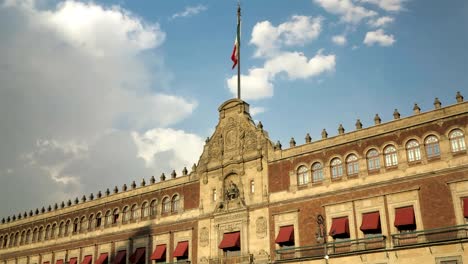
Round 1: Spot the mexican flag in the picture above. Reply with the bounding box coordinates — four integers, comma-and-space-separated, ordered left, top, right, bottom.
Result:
231, 36, 239, 69
231, 7, 240, 69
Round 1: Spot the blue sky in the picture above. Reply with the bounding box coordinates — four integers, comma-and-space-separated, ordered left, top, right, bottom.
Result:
117, 0, 468, 141
0, 0, 467, 217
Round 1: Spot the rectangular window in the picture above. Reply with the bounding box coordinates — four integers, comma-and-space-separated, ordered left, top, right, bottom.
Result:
250, 180, 255, 193
213, 189, 217, 201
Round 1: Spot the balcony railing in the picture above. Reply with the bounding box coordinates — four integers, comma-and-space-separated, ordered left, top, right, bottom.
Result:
275, 235, 386, 261
275, 224, 468, 262
209, 254, 253, 264
392, 223, 468, 247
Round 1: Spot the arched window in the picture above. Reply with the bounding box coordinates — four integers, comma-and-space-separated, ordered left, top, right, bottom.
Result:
425, 135, 440, 158
449, 129, 466, 152
330, 158, 343, 178
312, 162, 323, 182
25, 230, 31, 244
45, 225, 50, 240
37, 227, 43, 242
297, 165, 309, 185
3, 236, 8, 247
58, 222, 64, 237
64, 220, 70, 236
150, 200, 157, 216
346, 154, 359, 176
406, 140, 421, 162
88, 214, 94, 231
122, 206, 130, 223
162, 197, 171, 213
141, 202, 149, 218
131, 204, 139, 220
96, 213, 102, 228
15, 232, 19, 246
112, 209, 120, 224
9, 234, 14, 247
73, 218, 79, 234
32, 228, 38, 243
80, 216, 87, 232
105, 210, 112, 226
50, 224, 56, 239
20, 231, 26, 245
367, 149, 380, 171
172, 195, 180, 213
384, 145, 398, 167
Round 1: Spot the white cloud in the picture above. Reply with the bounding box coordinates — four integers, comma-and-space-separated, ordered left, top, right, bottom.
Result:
360, 0, 406, 12
264, 51, 336, 80
227, 51, 335, 100
228, 15, 335, 101
0, 1, 202, 217
171, 4, 207, 20
363, 29, 395, 46
227, 68, 274, 100
46, 1, 165, 56
332, 35, 347, 45
250, 107, 267, 116
132, 128, 204, 171
313, 0, 377, 24
250, 15, 323, 57
368, 16, 394, 27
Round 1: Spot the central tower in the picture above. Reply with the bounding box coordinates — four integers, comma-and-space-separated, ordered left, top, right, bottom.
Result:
194, 99, 273, 263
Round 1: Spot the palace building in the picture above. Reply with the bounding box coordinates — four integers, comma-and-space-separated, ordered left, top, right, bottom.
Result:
0, 92, 467, 264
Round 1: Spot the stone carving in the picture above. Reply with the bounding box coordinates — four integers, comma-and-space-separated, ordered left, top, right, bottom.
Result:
243, 131, 257, 151
225, 129, 237, 150
256, 217, 267, 238
200, 227, 209, 247
199, 257, 209, 264
226, 181, 240, 200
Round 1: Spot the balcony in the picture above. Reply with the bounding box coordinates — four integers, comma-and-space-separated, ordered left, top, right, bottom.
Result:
275, 224, 468, 262
392, 223, 468, 247
275, 235, 386, 261
209, 254, 253, 264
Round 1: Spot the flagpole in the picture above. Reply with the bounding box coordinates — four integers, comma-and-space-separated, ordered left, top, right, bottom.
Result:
237, 2, 241, 100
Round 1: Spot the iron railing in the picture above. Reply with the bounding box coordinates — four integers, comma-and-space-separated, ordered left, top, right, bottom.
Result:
275, 235, 386, 261
209, 254, 253, 264
392, 223, 468, 247
275, 224, 468, 262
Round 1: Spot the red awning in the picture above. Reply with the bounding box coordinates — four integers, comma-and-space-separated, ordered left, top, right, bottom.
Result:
394, 206, 415, 227
129, 248, 145, 264
56, 260, 63, 264
44, 262, 50, 264
275, 226, 294, 244
151, 244, 166, 260
113, 251, 126, 264
329, 217, 349, 237
360, 212, 381, 231
218, 232, 241, 249
69, 258, 77, 264
80, 255, 92, 264
173, 241, 189, 257
463, 198, 468, 218
95, 253, 108, 264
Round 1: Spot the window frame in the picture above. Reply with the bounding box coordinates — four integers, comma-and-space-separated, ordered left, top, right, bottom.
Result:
424, 135, 440, 158
312, 162, 324, 183
297, 165, 310, 186
449, 129, 466, 153
366, 149, 381, 171
384, 145, 398, 167
346, 154, 359, 176
406, 140, 422, 162
330, 158, 343, 179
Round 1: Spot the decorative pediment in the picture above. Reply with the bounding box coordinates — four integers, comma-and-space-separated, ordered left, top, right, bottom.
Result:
197, 99, 273, 171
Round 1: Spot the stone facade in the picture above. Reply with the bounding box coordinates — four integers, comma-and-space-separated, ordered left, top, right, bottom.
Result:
0, 96, 467, 264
